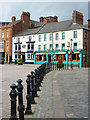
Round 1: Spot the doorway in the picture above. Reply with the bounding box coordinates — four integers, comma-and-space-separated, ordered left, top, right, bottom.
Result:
22, 54, 25, 63
48, 54, 51, 63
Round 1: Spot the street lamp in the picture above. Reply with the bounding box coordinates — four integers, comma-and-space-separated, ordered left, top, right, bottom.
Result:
70, 38, 73, 69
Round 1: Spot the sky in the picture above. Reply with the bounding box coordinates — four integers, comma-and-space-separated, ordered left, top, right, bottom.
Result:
0, 2, 89, 24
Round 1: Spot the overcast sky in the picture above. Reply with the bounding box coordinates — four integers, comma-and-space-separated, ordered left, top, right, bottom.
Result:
0, 2, 89, 24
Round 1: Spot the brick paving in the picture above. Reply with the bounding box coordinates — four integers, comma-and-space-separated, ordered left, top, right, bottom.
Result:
0, 64, 88, 119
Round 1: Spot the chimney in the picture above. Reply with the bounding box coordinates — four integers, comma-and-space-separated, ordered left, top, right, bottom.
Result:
72, 10, 83, 25
12, 16, 16, 22
88, 19, 90, 28
21, 11, 30, 21
54, 16, 58, 22
39, 17, 44, 22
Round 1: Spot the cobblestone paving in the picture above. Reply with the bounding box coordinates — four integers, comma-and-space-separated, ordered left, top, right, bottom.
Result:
55, 68, 88, 118
0, 64, 39, 119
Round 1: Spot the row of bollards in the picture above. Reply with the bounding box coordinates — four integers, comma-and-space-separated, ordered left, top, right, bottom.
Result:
9, 63, 72, 120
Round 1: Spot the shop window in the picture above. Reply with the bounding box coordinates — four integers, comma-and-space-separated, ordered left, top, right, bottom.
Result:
27, 54, 30, 59
31, 53, 34, 59
56, 33, 58, 40
43, 55, 46, 61
62, 32, 65, 39
72, 54, 76, 60
39, 55, 42, 61
49, 34, 52, 40
15, 55, 17, 59
73, 31, 77, 38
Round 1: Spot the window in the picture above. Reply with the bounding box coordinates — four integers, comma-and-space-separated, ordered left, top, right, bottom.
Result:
44, 34, 47, 41
31, 43, 34, 50
6, 43, 8, 50
49, 34, 52, 40
73, 43, 77, 50
39, 55, 42, 61
72, 54, 76, 60
15, 55, 17, 59
62, 32, 65, 39
38, 45, 41, 51
62, 43, 65, 50
49, 44, 52, 50
84, 42, 87, 50
15, 45, 17, 50
84, 32, 87, 40
27, 44, 30, 50
39, 35, 41, 42
27, 54, 30, 59
31, 53, 34, 59
55, 44, 59, 50
85, 54, 87, 62
7, 32, 8, 38
2, 32, 4, 39
44, 44, 47, 50
56, 33, 58, 40
18, 45, 21, 50
29, 36, 32, 41
17, 38, 20, 43
73, 31, 77, 38
2, 43, 4, 49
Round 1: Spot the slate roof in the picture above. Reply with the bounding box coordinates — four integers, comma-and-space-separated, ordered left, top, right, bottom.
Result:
10, 20, 21, 25
30, 20, 44, 27
13, 19, 90, 37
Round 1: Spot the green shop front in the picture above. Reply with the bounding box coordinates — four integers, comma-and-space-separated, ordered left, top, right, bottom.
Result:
34, 49, 83, 67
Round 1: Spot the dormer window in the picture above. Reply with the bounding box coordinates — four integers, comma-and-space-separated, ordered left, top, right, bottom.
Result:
29, 36, 32, 42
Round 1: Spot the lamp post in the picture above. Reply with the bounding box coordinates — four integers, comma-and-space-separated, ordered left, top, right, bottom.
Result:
70, 38, 73, 69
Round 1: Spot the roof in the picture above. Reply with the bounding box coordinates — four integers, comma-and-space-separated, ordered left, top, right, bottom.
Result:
14, 28, 40, 37
10, 20, 21, 25
30, 20, 44, 28
13, 19, 90, 37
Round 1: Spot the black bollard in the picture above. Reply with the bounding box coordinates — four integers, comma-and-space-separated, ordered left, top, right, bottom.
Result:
35, 69, 38, 97
9, 84, 17, 120
53, 63, 54, 71
25, 74, 32, 115
17, 79, 25, 120
31, 71, 35, 104
37, 68, 40, 91
57, 63, 58, 70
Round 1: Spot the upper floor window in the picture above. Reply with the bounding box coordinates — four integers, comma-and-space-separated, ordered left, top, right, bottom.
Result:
49, 33, 52, 40
73, 31, 77, 38
49, 44, 52, 50
84, 42, 87, 50
31, 53, 34, 59
15, 45, 17, 50
2, 43, 4, 49
7, 32, 8, 38
15, 54, 17, 59
0, 43, 4, 49
2, 32, 4, 39
31, 43, 34, 50
55, 33, 58, 40
55, 44, 59, 50
38, 35, 41, 42
62, 43, 65, 50
73, 43, 77, 50
18, 44, 21, 50
62, 32, 65, 39
6, 43, 8, 50
27, 44, 30, 50
44, 44, 47, 50
38, 45, 41, 51
44, 34, 47, 41
84, 32, 87, 40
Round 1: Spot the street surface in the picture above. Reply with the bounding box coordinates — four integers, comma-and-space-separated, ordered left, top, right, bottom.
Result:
0, 64, 88, 119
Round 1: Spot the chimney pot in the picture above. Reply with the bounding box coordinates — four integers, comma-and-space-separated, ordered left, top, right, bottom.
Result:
12, 16, 16, 22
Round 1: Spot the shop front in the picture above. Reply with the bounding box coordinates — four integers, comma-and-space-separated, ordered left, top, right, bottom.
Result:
34, 49, 83, 67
